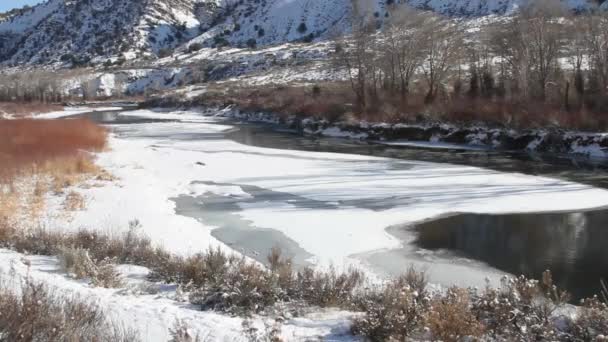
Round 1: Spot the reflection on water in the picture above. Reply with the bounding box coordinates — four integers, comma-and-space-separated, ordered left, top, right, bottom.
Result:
414, 211, 608, 301
226, 124, 608, 189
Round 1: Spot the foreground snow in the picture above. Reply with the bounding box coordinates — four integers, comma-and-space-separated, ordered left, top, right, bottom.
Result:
0, 249, 355, 341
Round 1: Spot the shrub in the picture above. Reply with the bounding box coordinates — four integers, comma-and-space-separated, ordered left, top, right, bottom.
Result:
188, 254, 280, 315
63, 190, 86, 211
572, 297, 608, 340
246, 38, 257, 49
169, 319, 201, 342
0, 279, 139, 341
352, 267, 428, 341
297, 22, 307, 34
294, 266, 363, 308
471, 272, 569, 340
58, 247, 123, 288
188, 43, 203, 53
158, 48, 173, 58
425, 287, 484, 342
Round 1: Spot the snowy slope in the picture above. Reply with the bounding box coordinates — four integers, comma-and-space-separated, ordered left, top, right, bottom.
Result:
187, 0, 598, 47
0, 0, 219, 65
0, 0, 61, 33
0, 0, 602, 66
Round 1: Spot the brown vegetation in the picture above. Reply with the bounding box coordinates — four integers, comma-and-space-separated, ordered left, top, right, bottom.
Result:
0, 102, 63, 118
160, 81, 608, 131
0, 278, 139, 341
0, 118, 107, 171
0, 118, 108, 226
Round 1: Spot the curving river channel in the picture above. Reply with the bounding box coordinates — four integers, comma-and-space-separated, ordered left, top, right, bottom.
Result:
73, 108, 608, 301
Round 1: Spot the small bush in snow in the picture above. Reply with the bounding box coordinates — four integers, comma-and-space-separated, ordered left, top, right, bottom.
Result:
188, 43, 203, 53
59, 247, 122, 288
571, 297, 608, 340
351, 267, 429, 341
0, 278, 139, 341
470, 271, 572, 341
242, 317, 284, 342
169, 319, 201, 342
425, 287, 484, 342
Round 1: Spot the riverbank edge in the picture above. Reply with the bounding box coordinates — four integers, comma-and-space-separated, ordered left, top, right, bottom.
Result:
141, 98, 608, 158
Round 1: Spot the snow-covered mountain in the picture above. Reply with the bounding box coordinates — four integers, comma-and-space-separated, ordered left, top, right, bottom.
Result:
0, 0, 604, 66
0, 0, 223, 65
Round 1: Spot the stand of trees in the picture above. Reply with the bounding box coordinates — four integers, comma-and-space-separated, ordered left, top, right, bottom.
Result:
333, 0, 608, 125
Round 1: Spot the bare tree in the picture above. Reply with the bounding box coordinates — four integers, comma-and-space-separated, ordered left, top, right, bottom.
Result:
380, 7, 430, 103
420, 16, 465, 103
522, 0, 566, 101
583, 12, 608, 97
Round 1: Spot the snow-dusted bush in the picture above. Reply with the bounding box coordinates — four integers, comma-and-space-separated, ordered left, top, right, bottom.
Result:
471, 271, 570, 340
425, 287, 484, 342
292, 266, 363, 308
572, 297, 608, 340
58, 247, 123, 288
169, 319, 201, 342
0, 278, 139, 341
351, 267, 429, 341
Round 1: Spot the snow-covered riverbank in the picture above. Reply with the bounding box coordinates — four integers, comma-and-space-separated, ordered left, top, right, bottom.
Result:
192, 106, 608, 158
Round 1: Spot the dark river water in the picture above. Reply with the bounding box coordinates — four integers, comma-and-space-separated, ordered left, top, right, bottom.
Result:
73, 109, 608, 301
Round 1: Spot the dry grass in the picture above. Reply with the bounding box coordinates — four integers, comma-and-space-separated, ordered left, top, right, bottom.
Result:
0, 102, 62, 118
0, 118, 108, 227
0, 118, 107, 173
0, 278, 139, 341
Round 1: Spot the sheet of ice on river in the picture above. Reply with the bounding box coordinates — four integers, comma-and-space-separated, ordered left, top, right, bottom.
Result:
43, 111, 608, 285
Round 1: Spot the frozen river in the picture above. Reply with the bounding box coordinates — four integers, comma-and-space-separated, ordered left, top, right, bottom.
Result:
65, 108, 608, 300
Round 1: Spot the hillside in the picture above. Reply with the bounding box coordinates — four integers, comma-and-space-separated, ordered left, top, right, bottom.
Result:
0, 0, 605, 66
0, 0, 221, 66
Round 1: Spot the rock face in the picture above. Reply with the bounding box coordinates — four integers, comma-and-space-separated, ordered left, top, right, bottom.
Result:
0, 0, 601, 66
